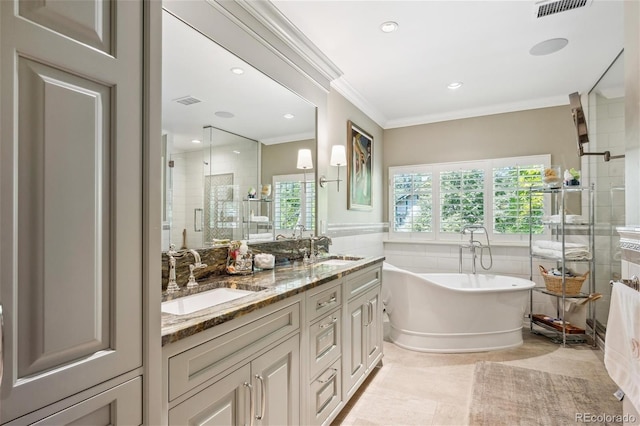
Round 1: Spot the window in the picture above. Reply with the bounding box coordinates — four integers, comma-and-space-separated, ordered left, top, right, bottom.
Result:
492, 162, 545, 235
392, 170, 433, 234
273, 174, 315, 233
389, 155, 549, 241
439, 168, 484, 233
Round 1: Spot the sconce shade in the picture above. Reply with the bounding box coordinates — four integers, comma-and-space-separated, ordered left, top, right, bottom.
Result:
297, 149, 313, 170
330, 145, 347, 167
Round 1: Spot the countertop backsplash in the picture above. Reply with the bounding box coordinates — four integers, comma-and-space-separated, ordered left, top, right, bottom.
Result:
160, 238, 330, 292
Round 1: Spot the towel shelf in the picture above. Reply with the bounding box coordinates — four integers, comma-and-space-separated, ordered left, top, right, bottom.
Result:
527, 185, 596, 347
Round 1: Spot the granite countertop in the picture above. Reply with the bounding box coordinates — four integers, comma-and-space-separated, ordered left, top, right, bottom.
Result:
161, 255, 385, 346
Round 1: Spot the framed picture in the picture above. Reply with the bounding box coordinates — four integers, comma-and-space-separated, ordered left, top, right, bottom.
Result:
347, 120, 373, 210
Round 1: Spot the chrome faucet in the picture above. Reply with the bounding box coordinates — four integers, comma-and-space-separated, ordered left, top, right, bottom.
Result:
186, 249, 208, 289
305, 235, 333, 265
166, 244, 181, 293
459, 225, 492, 273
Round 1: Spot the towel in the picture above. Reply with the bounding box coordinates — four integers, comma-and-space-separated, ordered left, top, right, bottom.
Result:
248, 233, 273, 241
533, 240, 588, 251
250, 215, 269, 222
605, 282, 640, 413
531, 246, 591, 260
542, 214, 588, 224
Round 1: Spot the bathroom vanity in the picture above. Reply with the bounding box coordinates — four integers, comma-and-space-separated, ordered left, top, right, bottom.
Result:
161, 256, 384, 425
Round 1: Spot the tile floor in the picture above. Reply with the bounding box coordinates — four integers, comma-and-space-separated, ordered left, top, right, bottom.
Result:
332, 327, 617, 425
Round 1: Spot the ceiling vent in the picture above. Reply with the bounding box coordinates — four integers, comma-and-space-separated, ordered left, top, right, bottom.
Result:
534, 0, 591, 18
174, 95, 202, 106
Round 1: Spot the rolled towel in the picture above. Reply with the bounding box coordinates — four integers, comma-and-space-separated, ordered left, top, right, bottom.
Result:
533, 240, 588, 251
250, 215, 269, 222
248, 233, 273, 241
532, 246, 591, 260
565, 215, 588, 224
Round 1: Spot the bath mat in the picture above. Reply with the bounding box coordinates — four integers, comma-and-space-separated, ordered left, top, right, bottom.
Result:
468, 361, 622, 426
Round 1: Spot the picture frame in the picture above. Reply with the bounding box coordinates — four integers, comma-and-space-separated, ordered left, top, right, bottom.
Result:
347, 120, 373, 210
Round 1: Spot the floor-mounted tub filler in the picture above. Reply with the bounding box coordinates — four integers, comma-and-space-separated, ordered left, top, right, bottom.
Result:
382, 263, 535, 353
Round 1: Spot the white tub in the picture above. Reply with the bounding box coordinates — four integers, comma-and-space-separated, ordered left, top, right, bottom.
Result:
382, 263, 535, 353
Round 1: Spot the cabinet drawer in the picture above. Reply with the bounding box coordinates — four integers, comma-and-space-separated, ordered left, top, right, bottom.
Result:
306, 280, 342, 321
309, 358, 342, 426
169, 302, 300, 401
30, 377, 142, 426
346, 265, 381, 300
308, 309, 341, 380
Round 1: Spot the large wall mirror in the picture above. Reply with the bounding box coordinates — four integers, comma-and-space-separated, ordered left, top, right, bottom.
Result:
161, 9, 317, 250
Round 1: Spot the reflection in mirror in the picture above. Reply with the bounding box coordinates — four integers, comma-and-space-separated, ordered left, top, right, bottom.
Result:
161, 9, 316, 250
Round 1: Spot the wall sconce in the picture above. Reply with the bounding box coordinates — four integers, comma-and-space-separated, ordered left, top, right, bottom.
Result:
319, 145, 347, 191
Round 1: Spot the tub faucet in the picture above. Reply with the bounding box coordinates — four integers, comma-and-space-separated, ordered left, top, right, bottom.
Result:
294, 224, 306, 239
459, 225, 493, 273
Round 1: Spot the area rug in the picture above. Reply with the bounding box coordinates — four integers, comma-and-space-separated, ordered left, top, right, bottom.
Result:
468, 361, 623, 426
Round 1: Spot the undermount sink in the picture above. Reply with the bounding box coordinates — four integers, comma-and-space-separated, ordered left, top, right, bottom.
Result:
162, 288, 255, 315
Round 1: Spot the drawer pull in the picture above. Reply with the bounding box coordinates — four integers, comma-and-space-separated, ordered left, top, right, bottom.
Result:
255, 374, 266, 420
317, 368, 338, 384
317, 296, 337, 309
320, 317, 338, 329
244, 382, 254, 426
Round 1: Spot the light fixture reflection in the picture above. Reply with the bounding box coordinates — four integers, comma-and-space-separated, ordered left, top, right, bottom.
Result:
296, 149, 313, 170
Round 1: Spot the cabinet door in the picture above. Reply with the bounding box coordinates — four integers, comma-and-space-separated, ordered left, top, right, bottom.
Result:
364, 287, 383, 369
0, 1, 143, 422
168, 364, 250, 426
344, 285, 382, 399
252, 335, 300, 426
344, 294, 367, 398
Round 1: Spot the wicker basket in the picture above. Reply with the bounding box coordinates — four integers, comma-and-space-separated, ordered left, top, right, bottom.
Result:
538, 265, 589, 295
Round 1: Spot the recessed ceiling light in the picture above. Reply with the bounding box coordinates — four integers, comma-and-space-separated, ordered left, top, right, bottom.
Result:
447, 81, 464, 90
230, 67, 244, 75
529, 38, 568, 56
215, 111, 234, 118
380, 21, 398, 33
192, 139, 201, 144
283, 113, 295, 119
233, 150, 241, 154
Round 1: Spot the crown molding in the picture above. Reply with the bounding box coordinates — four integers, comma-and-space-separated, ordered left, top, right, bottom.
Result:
330, 77, 389, 128
229, 0, 343, 87
384, 95, 570, 129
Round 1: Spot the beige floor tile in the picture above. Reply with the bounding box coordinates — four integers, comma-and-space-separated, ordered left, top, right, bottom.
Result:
332, 329, 615, 426
432, 402, 470, 426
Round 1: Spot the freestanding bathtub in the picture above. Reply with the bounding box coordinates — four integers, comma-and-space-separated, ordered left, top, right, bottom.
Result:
382, 262, 535, 353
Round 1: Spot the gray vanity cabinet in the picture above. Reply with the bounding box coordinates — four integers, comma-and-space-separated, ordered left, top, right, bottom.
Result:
169, 335, 299, 426
305, 280, 343, 425
164, 298, 301, 426
0, 0, 145, 423
344, 267, 383, 400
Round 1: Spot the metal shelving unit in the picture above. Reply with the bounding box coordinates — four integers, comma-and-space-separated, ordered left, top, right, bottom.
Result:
528, 185, 596, 346
242, 198, 274, 242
